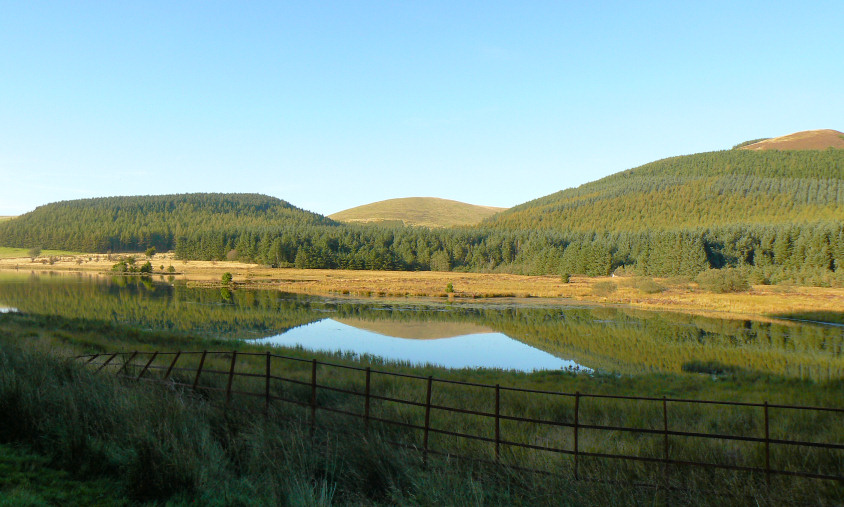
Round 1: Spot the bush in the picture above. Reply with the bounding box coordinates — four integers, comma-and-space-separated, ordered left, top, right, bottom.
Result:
139, 261, 153, 274
111, 261, 128, 272
445, 282, 454, 293
695, 269, 750, 293
221, 272, 233, 285
560, 272, 570, 284
591, 281, 617, 296
632, 277, 664, 294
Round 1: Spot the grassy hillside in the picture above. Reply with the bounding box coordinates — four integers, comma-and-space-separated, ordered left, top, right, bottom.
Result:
330, 197, 506, 228
740, 129, 844, 151
0, 193, 336, 254
485, 149, 844, 232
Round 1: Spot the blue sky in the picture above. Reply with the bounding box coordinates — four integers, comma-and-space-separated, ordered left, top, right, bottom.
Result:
1, 1, 842, 216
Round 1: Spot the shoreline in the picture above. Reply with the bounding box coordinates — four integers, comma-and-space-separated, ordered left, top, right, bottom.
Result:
2, 252, 843, 324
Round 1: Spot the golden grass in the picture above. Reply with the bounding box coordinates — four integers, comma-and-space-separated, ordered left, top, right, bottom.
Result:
329, 197, 506, 228
2, 252, 843, 323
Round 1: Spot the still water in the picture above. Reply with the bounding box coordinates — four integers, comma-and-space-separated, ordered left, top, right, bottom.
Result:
0, 271, 841, 378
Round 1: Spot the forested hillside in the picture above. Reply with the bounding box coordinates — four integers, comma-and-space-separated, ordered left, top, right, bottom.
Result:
1, 148, 843, 286
484, 150, 844, 231
0, 193, 335, 253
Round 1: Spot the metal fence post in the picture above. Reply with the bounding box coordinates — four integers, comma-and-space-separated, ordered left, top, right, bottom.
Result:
574, 391, 580, 481
115, 351, 137, 376
96, 352, 119, 373
423, 376, 433, 467
310, 359, 318, 436
495, 384, 501, 462
226, 350, 237, 405
264, 352, 271, 417
164, 351, 181, 380
137, 351, 158, 380
764, 401, 771, 485
364, 367, 371, 431
193, 350, 207, 391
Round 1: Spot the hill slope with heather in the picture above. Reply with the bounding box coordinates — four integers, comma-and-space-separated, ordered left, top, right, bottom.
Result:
329, 197, 505, 228
740, 129, 844, 151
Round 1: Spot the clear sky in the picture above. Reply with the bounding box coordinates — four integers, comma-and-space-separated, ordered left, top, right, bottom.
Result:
1, 1, 842, 216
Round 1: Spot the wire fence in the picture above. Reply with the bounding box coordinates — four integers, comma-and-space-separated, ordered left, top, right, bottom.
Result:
75, 350, 844, 489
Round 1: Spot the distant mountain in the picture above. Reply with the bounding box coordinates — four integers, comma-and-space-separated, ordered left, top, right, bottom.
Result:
329, 197, 506, 228
739, 129, 844, 151
484, 148, 844, 232
0, 193, 335, 253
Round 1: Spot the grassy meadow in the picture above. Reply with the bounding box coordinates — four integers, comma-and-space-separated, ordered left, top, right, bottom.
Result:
0, 310, 841, 505
328, 197, 506, 228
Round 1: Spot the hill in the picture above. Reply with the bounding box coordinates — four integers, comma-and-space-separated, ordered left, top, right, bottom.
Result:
484, 148, 844, 233
0, 193, 335, 254
740, 129, 844, 151
329, 197, 505, 228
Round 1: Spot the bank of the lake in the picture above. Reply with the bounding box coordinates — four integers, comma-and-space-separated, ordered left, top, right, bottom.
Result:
2, 252, 844, 325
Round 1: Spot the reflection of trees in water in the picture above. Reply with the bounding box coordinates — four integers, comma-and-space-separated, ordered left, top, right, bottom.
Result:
0, 274, 841, 379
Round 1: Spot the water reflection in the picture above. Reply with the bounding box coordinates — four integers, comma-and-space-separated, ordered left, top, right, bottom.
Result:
254, 318, 588, 372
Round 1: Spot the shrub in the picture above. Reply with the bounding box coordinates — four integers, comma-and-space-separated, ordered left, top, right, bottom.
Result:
445, 282, 454, 293
695, 269, 750, 293
632, 277, 664, 294
111, 261, 128, 272
221, 272, 233, 285
591, 281, 617, 296
560, 272, 570, 284
139, 261, 153, 274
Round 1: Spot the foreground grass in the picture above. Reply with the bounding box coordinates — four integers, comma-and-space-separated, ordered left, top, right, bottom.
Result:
1, 312, 842, 505
0, 443, 125, 506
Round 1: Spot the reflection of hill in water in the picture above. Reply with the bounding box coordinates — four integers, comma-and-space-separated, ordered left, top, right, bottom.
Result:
334, 318, 494, 340
1, 272, 841, 380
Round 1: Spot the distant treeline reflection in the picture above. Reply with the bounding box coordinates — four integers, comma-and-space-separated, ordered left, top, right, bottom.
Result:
0, 273, 840, 380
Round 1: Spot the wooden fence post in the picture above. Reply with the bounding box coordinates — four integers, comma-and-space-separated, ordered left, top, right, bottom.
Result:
96, 352, 119, 373
137, 351, 158, 380
164, 351, 181, 380
193, 350, 207, 391
574, 391, 580, 481
495, 384, 501, 462
364, 367, 371, 431
310, 359, 317, 436
225, 351, 237, 405
264, 352, 271, 417
115, 351, 138, 376
423, 376, 433, 467
764, 401, 771, 485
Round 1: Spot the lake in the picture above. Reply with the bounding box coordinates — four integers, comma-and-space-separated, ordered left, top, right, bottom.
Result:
0, 271, 841, 378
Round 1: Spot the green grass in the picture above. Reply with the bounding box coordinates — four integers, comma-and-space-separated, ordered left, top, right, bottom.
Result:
1, 312, 842, 504
0, 443, 125, 506
329, 197, 506, 228
0, 247, 85, 259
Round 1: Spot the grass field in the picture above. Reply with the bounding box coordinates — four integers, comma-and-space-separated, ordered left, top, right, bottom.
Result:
1, 312, 841, 505
329, 197, 506, 228
0, 247, 84, 259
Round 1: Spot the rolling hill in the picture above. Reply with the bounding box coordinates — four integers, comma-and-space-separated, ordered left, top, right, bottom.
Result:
329, 197, 506, 228
0, 193, 336, 254
484, 134, 844, 233
740, 129, 844, 151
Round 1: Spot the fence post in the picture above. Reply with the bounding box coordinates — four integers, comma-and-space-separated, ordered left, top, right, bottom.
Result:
364, 367, 371, 431
193, 350, 207, 391
137, 351, 158, 380
96, 352, 119, 373
423, 376, 433, 467
495, 384, 501, 462
115, 351, 138, 376
310, 359, 318, 437
226, 351, 237, 405
574, 391, 580, 481
764, 401, 770, 485
663, 396, 669, 492
164, 351, 181, 380
264, 352, 271, 417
